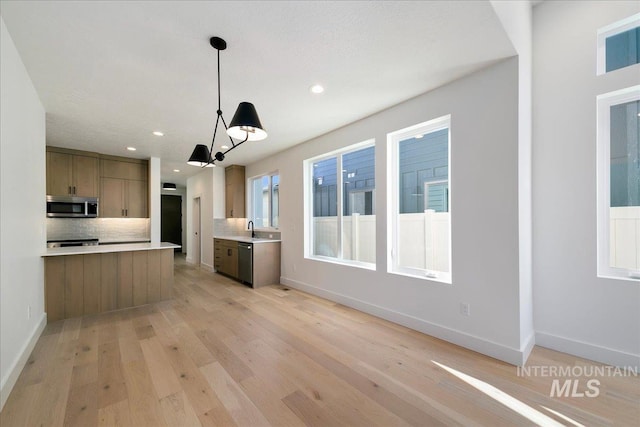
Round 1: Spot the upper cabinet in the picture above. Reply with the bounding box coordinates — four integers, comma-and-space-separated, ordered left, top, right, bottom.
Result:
46, 147, 99, 197
46, 146, 149, 218
225, 165, 245, 218
100, 157, 148, 218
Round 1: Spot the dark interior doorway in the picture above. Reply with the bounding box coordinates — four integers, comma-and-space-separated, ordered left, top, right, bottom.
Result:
161, 195, 182, 251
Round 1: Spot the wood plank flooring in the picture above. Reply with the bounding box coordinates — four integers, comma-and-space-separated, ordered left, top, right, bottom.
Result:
2, 255, 638, 426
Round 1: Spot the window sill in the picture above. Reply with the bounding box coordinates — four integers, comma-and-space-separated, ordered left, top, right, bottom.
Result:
597, 272, 640, 282
388, 268, 452, 285
306, 255, 376, 271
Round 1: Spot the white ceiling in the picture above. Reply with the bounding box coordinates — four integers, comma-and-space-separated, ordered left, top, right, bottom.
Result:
0, 1, 515, 186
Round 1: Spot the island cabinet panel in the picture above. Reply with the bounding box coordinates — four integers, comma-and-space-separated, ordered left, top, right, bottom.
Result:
83, 254, 101, 315
45, 257, 65, 322
132, 251, 148, 306
160, 250, 173, 300
147, 250, 162, 303
44, 249, 174, 322
100, 253, 118, 312
65, 256, 84, 319
118, 252, 133, 309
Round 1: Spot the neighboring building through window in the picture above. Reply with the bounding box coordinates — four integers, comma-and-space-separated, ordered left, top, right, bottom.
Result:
597, 13, 640, 75
249, 172, 279, 228
597, 86, 640, 280
388, 115, 451, 283
305, 140, 376, 267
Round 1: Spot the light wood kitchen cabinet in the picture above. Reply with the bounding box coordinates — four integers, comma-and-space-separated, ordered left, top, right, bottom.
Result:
100, 178, 148, 218
225, 165, 245, 218
214, 238, 238, 277
46, 147, 99, 197
44, 249, 174, 322
100, 157, 148, 218
214, 238, 281, 288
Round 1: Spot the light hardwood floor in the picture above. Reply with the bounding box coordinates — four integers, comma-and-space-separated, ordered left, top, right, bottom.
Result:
1, 255, 638, 426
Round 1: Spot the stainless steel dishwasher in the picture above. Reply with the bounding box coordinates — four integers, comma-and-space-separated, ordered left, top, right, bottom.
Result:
237, 242, 253, 286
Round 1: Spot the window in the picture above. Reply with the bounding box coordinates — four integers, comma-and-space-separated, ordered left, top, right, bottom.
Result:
249, 172, 279, 228
597, 13, 640, 75
388, 115, 451, 283
305, 140, 375, 267
597, 86, 640, 280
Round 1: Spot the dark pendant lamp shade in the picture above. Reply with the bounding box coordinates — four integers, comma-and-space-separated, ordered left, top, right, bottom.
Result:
227, 102, 267, 142
163, 183, 177, 190
187, 144, 214, 167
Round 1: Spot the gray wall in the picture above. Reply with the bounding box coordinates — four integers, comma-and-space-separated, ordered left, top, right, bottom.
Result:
247, 57, 527, 364
0, 17, 47, 408
533, 0, 640, 366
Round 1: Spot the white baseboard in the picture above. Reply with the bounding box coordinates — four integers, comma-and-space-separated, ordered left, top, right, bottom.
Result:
536, 331, 640, 368
201, 262, 214, 272
0, 313, 46, 411
281, 276, 530, 366
521, 332, 536, 365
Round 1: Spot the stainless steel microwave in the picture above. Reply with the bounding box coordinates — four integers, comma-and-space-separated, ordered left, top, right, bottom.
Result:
46, 195, 98, 218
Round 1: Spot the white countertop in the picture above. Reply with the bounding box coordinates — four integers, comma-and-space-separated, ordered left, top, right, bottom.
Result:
214, 235, 281, 244
43, 242, 180, 257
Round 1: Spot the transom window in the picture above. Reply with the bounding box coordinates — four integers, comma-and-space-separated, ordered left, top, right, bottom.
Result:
597, 13, 640, 75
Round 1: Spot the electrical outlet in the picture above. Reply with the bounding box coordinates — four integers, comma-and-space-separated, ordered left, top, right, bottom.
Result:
460, 303, 470, 316
27, 305, 31, 320
293, 264, 297, 272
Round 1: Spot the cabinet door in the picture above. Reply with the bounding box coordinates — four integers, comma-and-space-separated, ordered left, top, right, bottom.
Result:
227, 245, 238, 278
73, 155, 99, 197
47, 151, 73, 196
101, 178, 125, 217
126, 180, 148, 218
225, 165, 245, 218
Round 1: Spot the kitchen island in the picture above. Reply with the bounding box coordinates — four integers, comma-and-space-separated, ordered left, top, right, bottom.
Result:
43, 242, 179, 321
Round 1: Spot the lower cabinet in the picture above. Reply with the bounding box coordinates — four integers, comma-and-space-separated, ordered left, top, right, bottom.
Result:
44, 249, 174, 322
214, 238, 281, 288
214, 239, 238, 278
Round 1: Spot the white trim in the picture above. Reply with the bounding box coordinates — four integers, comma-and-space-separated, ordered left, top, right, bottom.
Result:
281, 276, 531, 366
596, 85, 640, 281
387, 115, 452, 284
596, 13, 640, 75
536, 331, 640, 369
0, 313, 47, 410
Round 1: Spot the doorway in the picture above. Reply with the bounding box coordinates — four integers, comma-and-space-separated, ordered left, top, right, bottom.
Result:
161, 195, 182, 251
192, 197, 201, 265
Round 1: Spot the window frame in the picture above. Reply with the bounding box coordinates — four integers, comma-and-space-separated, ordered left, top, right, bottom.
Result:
303, 139, 376, 270
596, 13, 640, 75
596, 85, 640, 281
247, 171, 279, 230
387, 115, 452, 284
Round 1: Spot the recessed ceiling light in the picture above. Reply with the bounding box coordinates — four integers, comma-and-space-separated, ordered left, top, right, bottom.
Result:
173, 169, 180, 173
127, 147, 137, 151
152, 131, 164, 137
221, 145, 229, 150
310, 84, 324, 94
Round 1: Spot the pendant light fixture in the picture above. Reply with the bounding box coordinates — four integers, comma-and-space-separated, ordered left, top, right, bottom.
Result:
162, 182, 177, 190
188, 37, 267, 168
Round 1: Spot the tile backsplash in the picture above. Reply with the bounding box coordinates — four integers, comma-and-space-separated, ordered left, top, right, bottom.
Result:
47, 218, 150, 242
213, 218, 281, 239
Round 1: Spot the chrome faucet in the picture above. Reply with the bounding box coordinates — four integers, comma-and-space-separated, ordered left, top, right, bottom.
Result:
248, 220, 255, 238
